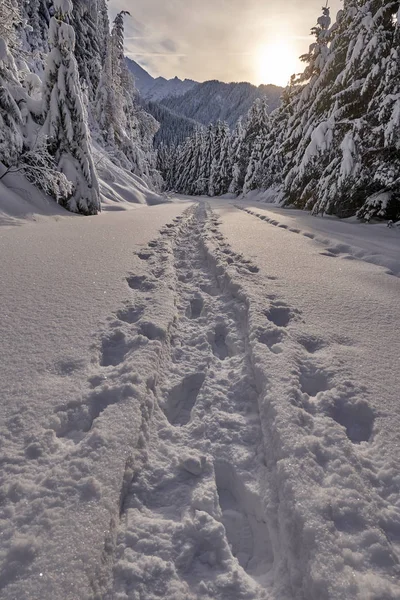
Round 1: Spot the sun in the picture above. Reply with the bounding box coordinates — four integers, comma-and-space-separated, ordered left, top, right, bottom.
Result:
255, 41, 300, 87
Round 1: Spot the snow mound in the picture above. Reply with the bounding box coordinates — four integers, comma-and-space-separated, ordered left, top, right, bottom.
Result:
0, 151, 168, 225
0, 163, 68, 226
94, 148, 169, 209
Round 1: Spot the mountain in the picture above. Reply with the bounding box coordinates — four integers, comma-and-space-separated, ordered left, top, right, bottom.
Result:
127, 59, 283, 130
126, 58, 198, 101
159, 80, 283, 128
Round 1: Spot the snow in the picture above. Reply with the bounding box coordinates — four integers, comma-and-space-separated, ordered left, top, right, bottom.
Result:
0, 37, 8, 61
237, 198, 400, 277
0, 154, 168, 225
298, 118, 334, 175
52, 0, 73, 15
1, 197, 400, 599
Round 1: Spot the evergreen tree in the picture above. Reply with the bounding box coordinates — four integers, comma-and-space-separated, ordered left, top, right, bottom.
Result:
209, 121, 229, 196
356, 0, 400, 220
1, 0, 21, 51
71, 0, 102, 100
243, 135, 263, 195
282, 5, 333, 208
313, 0, 399, 216
0, 38, 23, 166
228, 118, 245, 194
42, 0, 100, 215
229, 97, 270, 194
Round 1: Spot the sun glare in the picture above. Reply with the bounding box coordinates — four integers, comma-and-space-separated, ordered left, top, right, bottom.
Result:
255, 41, 300, 87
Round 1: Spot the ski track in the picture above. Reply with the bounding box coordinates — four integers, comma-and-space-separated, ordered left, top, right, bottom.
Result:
235, 205, 400, 278
2, 204, 400, 600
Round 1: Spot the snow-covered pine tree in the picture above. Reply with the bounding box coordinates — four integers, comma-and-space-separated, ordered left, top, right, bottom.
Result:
311, 0, 399, 217
229, 97, 270, 194
196, 125, 213, 195
1, 0, 21, 51
179, 133, 200, 194
228, 118, 245, 194
95, 10, 160, 186
41, 0, 100, 215
94, 30, 115, 145
243, 135, 263, 195
282, 4, 333, 208
257, 86, 293, 191
70, 0, 102, 101
216, 124, 232, 195
356, 0, 400, 220
18, 0, 51, 68
0, 36, 23, 166
209, 121, 229, 196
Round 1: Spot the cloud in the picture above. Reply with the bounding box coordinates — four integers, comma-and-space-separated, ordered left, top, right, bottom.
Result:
109, 0, 342, 85
160, 38, 178, 53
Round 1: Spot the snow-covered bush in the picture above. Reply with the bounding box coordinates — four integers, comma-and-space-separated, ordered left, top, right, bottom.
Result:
0, 141, 73, 202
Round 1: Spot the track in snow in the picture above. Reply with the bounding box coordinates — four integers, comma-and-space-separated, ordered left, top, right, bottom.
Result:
108, 204, 273, 600
235, 204, 400, 277
92, 202, 400, 600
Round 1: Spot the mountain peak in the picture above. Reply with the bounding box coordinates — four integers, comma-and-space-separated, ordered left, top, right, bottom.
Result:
126, 58, 198, 101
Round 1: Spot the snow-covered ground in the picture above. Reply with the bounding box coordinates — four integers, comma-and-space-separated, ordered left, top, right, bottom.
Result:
237, 197, 400, 276
1, 197, 399, 600
0, 150, 168, 228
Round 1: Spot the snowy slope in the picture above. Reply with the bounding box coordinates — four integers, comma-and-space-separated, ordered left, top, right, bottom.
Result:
160, 81, 283, 128
1, 199, 399, 599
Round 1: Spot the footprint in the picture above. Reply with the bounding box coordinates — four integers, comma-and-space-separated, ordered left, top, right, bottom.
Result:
101, 331, 130, 367
214, 463, 273, 576
264, 305, 291, 328
55, 387, 126, 440
332, 507, 367, 534
116, 306, 144, 324
243, 264, 259, 274
178, 271, 193, 283
188, 297, 204, 319
297, 335, 327, 354
137, 250, 153, 261
256, 328, 284, 350
200, 283, 219, 297
299, 363, 330, 397
165, 373, 206, 426
329, 398, 375, 443
212, 324, 229, 360
52, 357, 85, 376
139, 321, 166, 341
126, 275, 155, 291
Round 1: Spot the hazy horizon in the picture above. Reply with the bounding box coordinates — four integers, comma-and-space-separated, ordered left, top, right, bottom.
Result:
109, 0, 342, 87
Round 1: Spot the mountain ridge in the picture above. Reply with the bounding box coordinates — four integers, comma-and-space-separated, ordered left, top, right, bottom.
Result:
126, 57, 198, 101
127, 58, 283, 130
160, 79, 283, 128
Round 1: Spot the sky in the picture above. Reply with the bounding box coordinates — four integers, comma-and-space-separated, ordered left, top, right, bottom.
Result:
109, 0, 342, 87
